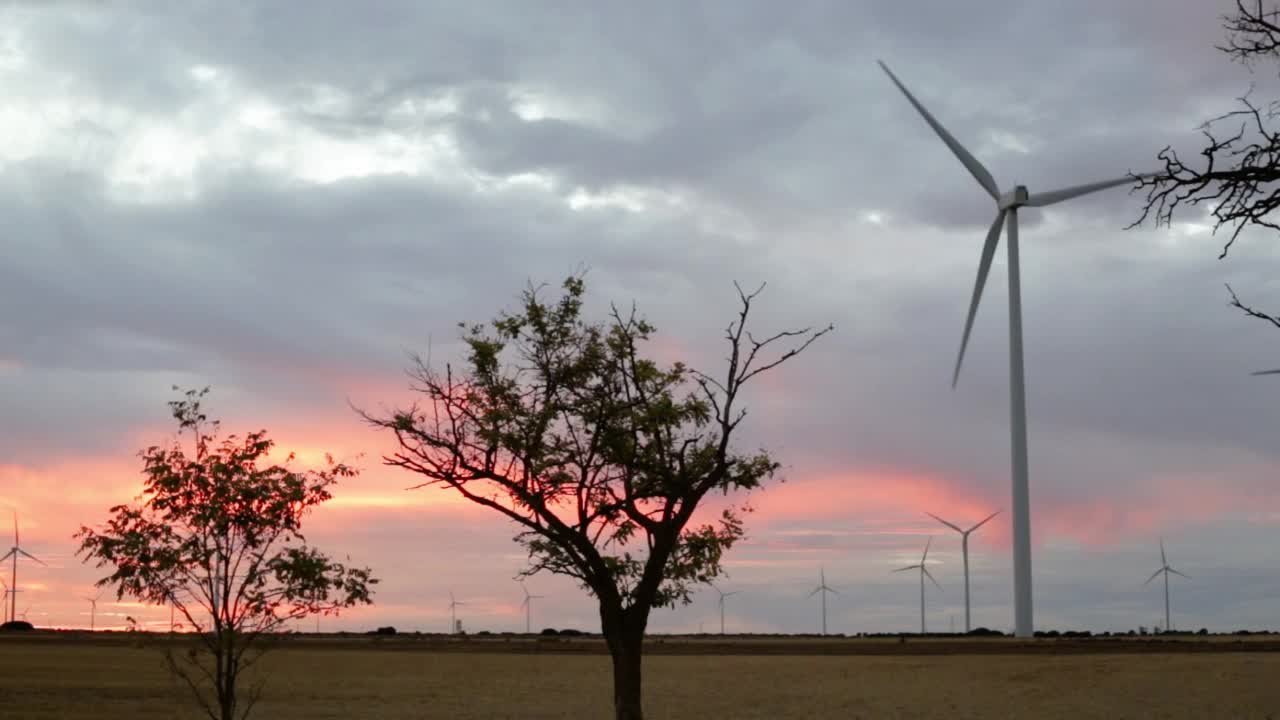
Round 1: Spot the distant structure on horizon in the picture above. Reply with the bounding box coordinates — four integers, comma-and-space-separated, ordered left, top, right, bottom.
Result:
1144, 538, 1190, 632
894, 537, 942, 634
2, 512, 44, 625
927, 510, 999, 633
807, 568, 839, 636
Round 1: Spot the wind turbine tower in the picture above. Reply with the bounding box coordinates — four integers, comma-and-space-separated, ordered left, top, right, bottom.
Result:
893, 537, 942, 634
807, 568, 839, 636
712, 584, 740, 636
1144, 538, 1190, 632
927, 510, 999, 632
519, 582, 544, 634
448, 591, 466, 635
879, 61, 1157, 637
2, 512, 45, 624
86, 592, 103, 632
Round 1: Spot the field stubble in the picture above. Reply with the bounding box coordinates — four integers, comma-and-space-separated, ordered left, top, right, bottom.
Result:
1, 635, 1277, 719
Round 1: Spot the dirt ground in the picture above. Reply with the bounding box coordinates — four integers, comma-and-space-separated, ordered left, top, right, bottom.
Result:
2, 633, 1277, 719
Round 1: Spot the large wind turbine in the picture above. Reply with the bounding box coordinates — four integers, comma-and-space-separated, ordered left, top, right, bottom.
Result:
2, 512, 44, 624
894, 537, 943, 634
712, 584, 740, 636
879, 61, 1155, 638
519, 582, 544, 634
1144, 538, 1190, 632
927, 510, 999, 633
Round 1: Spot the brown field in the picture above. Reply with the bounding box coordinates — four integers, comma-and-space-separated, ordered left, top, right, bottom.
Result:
2, 633, 1279, 719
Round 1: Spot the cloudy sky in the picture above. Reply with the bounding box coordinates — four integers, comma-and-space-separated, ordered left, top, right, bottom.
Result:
3, 0, 1279, 636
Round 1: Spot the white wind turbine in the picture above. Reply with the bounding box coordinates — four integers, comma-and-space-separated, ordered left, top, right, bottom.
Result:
2, 512, 45, 624
879, 60, 1157, 638
1144, 538, 1190, 632
927, 510, 1000, 632
712, 584, 741, 636
519, 581, 544, 634
448, 591, 466, 635
893, 537, 942, 634
807, 568, 839, 636
0, 579, 17, 624
86, 591, 104, 632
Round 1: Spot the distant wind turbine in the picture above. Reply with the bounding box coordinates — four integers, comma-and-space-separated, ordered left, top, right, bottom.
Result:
712, 584, 740, 636
86, 592, 104, 632
1252, 369, 1280, 376
927, 510, 999, 632
894, 537, 942, 633
807, 568, 839, 636
2, 512, 45, 624
1144, 538, 1190, 632
879, 60, 1158, 637
448, 591, 466, 635
519, 582, 544, 634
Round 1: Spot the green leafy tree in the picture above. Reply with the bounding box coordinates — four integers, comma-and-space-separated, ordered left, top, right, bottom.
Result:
360, 277, 830, 720
77, 388, 377, 720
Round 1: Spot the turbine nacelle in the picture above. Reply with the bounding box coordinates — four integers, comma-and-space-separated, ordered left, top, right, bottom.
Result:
998, 186, 1030, 211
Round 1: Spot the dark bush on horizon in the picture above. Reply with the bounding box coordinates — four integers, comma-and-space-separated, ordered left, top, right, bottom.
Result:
966, 627, 1004, 637
539, 628, 559, 636
0, 621, 34, 632
369, 626, 397, 636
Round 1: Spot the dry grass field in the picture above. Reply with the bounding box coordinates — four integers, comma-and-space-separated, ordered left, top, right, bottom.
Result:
2, 633, 1278, 719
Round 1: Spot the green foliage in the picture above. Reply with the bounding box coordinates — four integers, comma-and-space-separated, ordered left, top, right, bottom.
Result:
367, 277, 829, 612
77, 387, 376, 720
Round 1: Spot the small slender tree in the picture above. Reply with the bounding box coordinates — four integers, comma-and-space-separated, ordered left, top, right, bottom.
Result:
77, 387, 377, 720
361, 277, 830, 720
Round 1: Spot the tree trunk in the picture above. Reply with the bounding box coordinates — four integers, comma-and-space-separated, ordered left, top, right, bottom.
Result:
610, 638, 644, 720
602, 605, 648, 720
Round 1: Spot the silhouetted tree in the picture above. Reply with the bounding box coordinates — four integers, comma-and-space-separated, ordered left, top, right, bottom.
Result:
361, 277, 830, 720
1130, 1, 1280, 332
77, 388, 377, 720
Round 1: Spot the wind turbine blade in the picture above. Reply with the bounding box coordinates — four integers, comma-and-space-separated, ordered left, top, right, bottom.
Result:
953, 210, 1006, 388
725, 591, 741, 598
921, 537, 933, 563
1160, 538, 1167, 567
877, 61, 1000, 199
13, 512, 17, 545
1024, 175, 1139, 207
968, 510, 1001, 532
926, 512, 964, 533
893, 565, 919, 573
17, 549, 44, 566
923, 567, 943, 590
0, 549, 15, 562
807, 587, 820, 597
1168, 568, 1191, 580
1251, 369, 1280, 376
1143, 568, 1163, 586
